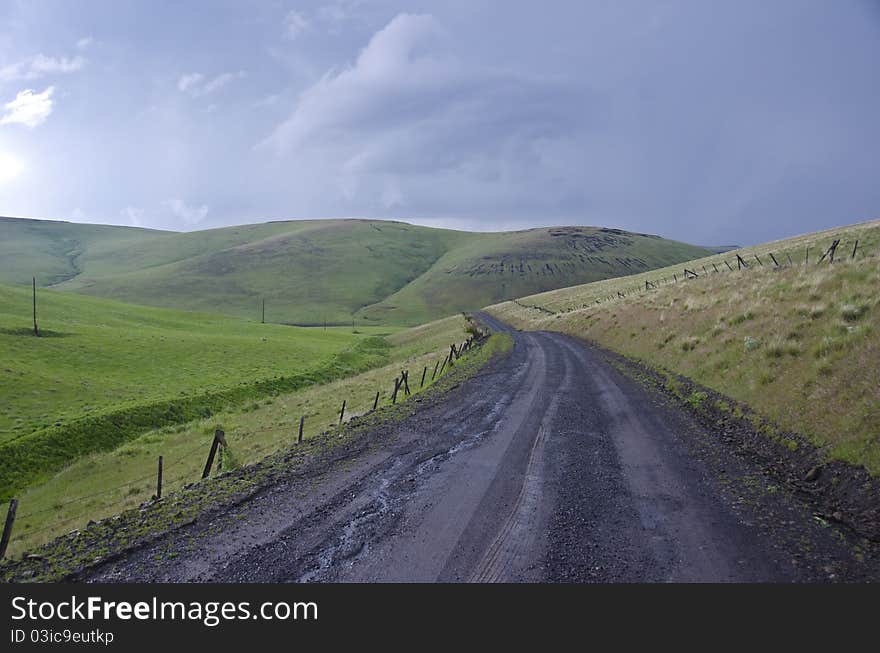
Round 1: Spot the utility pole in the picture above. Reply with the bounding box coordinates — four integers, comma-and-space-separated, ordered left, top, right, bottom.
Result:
32, 277, 39, 337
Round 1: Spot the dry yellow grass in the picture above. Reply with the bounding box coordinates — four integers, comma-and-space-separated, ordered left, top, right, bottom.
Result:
488, 219, 880, 473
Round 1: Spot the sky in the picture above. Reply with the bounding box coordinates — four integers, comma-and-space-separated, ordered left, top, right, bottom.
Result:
0, 0, 878, 245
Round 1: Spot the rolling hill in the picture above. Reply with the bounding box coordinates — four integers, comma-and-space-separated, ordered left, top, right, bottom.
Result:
1, 216, 712, 325
486, 219, 880, 473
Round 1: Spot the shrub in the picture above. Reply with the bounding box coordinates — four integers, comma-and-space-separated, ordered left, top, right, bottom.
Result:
743, 336, 761, 351
686, 391, 708, 409
681, 337, 700, 352
840, 303, 868, 322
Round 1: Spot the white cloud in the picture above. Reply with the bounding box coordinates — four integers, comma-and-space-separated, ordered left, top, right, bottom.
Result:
163, 198, 208, 226
76, 37, 94, 50
177, 71, 244, 97
284, 11, 310, 40
0, 54, 85, 81
177, 73, 204, 92
120, 206, 144, 227
0, 87, 55, 128
263, 14, 446, 152
260, 13, 583, 213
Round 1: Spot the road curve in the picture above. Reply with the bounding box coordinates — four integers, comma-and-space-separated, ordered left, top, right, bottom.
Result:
89, 313, 868, 583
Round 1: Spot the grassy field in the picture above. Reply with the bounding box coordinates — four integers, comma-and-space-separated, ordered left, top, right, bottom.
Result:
0, 313, 477, 558
0, 283, 406, 496
487, 219, 880, 473
4, 216, 711, 326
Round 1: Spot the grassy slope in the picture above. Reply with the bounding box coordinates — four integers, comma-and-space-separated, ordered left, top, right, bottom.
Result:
487, 219, 880, 473
0, 283, 367, 444
4, 217, 710, 326
0, 216, 167, 286
358, 226, 711, 324
0, 313, 478, 557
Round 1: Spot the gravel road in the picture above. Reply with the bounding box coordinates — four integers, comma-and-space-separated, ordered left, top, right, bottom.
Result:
88, 313, 875, 582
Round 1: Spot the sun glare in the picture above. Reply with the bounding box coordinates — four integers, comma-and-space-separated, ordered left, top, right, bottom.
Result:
0, 151, 24, 184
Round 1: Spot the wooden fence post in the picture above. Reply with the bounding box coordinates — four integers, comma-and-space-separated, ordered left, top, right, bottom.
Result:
0, 498, 18, 560
420, 366, 427, 388
736, 254, 748, 270
786, 253, 793, 266
402, 371, 410, 396
431, 359, 440, 381
438, 356, 448, 378
805, 247, 809, 264
712, 263, 720, 272
852, 240, 859, 260
339, 400, 346, 425
372, 391, 380, 411
754, 254, 763, 266
817, 239, 840, 264
298, 415, 304, 443
156, 456, 163, 500
724, 260, 734, 271
202, 430, 225, 479
769, 252, 779, 267
392, 377, 401, 404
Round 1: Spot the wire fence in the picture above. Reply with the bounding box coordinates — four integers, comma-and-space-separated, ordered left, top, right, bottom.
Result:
0, 328, 487, 560
513, 235, 876, 316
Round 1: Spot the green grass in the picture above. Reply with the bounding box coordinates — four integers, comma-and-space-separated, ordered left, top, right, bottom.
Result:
0, 283, 398, 496
3, 216, 711, 326
487, 219, 880, 473
0, 312, 480, 558
0, 216, 167, 286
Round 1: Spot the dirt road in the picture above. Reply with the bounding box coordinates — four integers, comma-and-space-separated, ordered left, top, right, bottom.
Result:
88, 314, 874, 582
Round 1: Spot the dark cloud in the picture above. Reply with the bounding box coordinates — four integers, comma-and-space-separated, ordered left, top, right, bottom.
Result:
0, 1, 877, 245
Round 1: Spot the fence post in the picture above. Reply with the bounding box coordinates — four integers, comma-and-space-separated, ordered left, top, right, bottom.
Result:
420, 366, 427, 388
818, 239, 840, 264
372, 391, 380, 411
753, 254, 763, 266
724, 260, 733, 271
431, 359, 440, 381
438, 356, 448, 378
0, 498, 18, 560
769, 252, 779, 267
339, 400, 346, 425
786, 253, 793, 266
298, 415, 304, 443
402, 371, 411, 396
156, 456, 163, 500
392, 377, 401, 404
202, 430, 225, 479
805, 247, 809, 264
32, 277, 40, 337
712, 263, 720, 272
852, 240, 859, 260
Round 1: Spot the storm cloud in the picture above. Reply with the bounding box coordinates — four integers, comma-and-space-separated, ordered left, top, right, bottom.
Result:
0, 0, 877, 244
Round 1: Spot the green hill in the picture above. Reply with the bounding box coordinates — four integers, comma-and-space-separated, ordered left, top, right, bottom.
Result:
2, 216, 712, 325
0, 281, 396, 496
